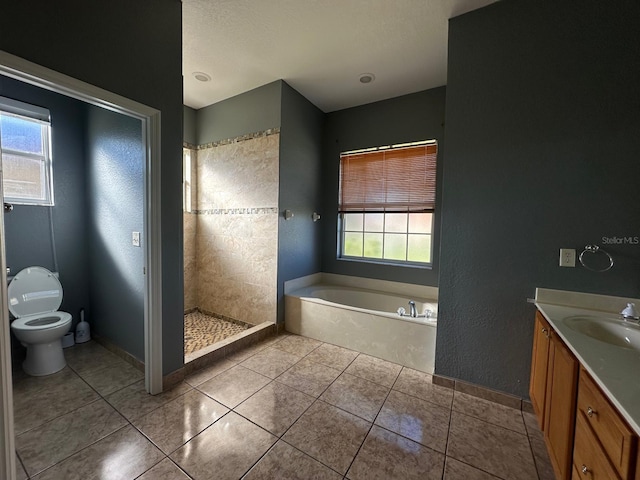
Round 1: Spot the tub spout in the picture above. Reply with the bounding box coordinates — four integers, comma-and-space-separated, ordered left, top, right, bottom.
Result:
409, 301, 417, 318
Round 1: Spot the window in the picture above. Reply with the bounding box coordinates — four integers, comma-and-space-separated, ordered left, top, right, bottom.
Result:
0, 97, 53, 206
338, 141, 437, 265
183, 148, 192, 213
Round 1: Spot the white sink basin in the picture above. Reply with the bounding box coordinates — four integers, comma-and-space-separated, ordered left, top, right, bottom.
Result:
563, 315, 640, 350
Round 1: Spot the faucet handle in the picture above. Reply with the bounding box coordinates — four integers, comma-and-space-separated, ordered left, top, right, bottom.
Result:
621, 303, 640, 320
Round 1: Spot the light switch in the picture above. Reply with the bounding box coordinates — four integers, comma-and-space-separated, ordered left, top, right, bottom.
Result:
132, 231, 140, 247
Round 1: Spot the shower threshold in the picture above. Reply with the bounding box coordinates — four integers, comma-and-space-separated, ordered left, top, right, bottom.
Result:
184, 310, 276, 367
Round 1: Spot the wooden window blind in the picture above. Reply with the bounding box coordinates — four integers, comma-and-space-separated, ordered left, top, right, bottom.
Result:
339, 143, 437, 213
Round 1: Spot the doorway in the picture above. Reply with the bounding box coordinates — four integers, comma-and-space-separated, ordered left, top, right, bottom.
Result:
0, 51, 162, 479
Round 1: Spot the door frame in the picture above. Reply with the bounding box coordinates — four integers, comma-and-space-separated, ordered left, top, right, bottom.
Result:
0, 50, 163, 480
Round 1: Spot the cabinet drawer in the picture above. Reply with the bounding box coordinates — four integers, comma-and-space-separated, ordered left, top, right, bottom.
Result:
577, 368, 635, 478
573, 413, 621, 480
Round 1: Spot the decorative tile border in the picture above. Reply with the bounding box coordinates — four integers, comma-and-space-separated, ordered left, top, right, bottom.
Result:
196, 127, 280, 150
183, 142, 198, 150
194, 207, 278, 215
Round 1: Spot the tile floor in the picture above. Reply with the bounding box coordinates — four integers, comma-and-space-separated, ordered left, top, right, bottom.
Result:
12, 334, 555, 479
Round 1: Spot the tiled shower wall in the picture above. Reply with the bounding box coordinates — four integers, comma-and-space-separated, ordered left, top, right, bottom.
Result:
183, 131, 279, 325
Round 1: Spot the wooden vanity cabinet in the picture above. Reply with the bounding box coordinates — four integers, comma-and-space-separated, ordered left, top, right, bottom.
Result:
530, 311, 552, 427
529, 311, 579, 480
530, 309, 640, 480
574, 368, 637, 479
544, 327, 580, 480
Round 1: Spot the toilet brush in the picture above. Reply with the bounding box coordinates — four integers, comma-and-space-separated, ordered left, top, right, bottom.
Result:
75, 308, 91, 344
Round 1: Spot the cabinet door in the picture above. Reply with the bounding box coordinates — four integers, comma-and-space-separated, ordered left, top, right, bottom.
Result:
544, 330, 579, 480
530, 311, 551, 429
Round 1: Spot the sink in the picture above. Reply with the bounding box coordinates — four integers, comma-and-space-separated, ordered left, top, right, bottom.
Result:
563, 315, 640, 350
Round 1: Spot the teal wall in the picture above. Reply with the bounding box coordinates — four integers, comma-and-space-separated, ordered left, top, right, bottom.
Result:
0, 75, 90, 330
1, 0, 185, 375
86, 106, 145, 360
438, 0, 640, 397
277, 83, 325, 322
196, 81, 282, 144
183, 105, 197, 145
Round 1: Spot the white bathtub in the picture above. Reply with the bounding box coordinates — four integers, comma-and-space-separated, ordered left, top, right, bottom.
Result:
285, 280, 437, 373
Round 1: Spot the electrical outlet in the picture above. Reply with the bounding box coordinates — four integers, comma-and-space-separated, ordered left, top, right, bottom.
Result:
132, 231, 140, 247
559, 248, 576, 267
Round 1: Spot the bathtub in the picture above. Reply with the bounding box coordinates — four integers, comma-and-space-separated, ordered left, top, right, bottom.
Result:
284, 277, 437, 373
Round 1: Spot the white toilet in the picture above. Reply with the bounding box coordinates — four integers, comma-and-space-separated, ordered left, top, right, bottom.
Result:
9, 266, 72, 376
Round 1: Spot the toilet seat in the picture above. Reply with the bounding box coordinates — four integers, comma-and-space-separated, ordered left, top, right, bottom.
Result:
11, 311, 72, 331
8, 266, 63, 318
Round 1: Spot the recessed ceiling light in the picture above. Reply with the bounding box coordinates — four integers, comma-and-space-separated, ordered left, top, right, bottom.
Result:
192, 72, 211, 82
359, 73, 375, 84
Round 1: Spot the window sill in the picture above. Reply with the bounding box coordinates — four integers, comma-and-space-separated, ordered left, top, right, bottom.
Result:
337, 256, 432, 270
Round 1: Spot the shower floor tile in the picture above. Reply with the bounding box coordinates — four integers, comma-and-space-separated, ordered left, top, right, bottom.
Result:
184, 310, 251, 355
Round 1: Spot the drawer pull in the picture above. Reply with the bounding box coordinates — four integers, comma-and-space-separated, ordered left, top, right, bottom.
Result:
581, 465, 589, 474
542, 327, 549, 337
586, 406, 596, 417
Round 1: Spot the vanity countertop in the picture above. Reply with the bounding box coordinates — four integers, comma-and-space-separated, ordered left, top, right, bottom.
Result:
535, 288, 640, 436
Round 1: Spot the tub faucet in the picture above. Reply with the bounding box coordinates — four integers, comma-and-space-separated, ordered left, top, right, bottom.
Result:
397, 300, 432, 319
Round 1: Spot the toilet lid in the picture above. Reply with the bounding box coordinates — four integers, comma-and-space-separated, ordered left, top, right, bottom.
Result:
7, 266, 63, 318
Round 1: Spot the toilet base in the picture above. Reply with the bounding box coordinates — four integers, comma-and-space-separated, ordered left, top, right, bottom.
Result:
23, 339, 67, 376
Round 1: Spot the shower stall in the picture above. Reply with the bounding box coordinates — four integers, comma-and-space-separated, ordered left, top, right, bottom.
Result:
183, 129, 280, 360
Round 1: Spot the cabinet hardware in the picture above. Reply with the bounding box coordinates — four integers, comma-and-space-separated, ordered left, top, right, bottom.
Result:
581, 464, 589, 474
587, 406, 596, 417
542, 327, 549, 338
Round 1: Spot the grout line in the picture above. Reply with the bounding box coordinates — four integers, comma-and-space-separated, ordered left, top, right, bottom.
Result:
442, 384, 454, 479
25, 424, 131, 479
342, 374, 395, 477
522, 412, 546, 480
233, 340, 365, 477
16, 333, 476, 479
15, 449, 28, 479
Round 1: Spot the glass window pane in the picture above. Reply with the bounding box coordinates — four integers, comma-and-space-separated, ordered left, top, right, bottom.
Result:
363, 233, 383, 258
343, 213, 363, 231
364, 213, 384, 232
385, 213, 407, 233
0, 115, 44, 154
1, 153, 45, 200
407, 234, 431, 263
383, 233, 407, 261
408, 213, 433, 234
343, 232, 363, 257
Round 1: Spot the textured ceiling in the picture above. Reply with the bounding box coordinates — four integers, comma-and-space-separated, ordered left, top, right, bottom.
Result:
183, 0, 498, 112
